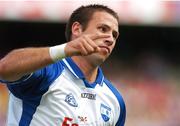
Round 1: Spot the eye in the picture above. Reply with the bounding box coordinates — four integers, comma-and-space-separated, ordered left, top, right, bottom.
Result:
113, 32, 117, 40
98, 26, 108, 33
112, 31, 119, 40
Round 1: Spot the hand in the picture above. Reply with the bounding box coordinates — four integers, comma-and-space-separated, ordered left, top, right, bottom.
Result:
65, 34, 110, 56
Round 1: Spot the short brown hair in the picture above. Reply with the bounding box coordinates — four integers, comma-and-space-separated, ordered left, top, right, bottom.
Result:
65, 4, 119, 41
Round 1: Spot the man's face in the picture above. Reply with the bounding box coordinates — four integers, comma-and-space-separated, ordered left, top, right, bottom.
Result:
81, 11, 119, 64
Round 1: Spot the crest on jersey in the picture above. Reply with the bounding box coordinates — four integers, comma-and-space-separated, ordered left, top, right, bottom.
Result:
100, 103, 111, 122
65, 93, 78, 107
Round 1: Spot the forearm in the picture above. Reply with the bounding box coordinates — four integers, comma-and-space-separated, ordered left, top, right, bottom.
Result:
0, 47, 53, 81
0, 34, 109, 82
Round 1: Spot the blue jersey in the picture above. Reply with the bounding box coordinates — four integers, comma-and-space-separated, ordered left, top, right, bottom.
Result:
1, 57, 126, 126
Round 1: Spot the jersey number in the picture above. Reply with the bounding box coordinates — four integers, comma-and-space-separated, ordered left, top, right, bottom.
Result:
62, 117, 79, 126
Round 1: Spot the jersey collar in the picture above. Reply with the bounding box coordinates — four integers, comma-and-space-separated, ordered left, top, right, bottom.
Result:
62, 57, 104, 87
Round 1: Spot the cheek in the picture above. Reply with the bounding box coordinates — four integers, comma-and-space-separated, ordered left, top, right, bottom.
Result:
111, 42, 116, 49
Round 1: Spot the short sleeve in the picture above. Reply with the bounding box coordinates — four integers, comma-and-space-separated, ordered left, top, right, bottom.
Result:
1, 61, 64, 99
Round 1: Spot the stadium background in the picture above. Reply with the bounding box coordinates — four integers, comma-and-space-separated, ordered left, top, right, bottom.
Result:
0, 1, 180, 126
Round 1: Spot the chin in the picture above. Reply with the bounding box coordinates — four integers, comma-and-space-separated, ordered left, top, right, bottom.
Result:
88, 53, 108, 66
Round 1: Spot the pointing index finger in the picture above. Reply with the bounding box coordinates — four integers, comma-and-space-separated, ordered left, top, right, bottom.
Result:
88, 34, 110, 40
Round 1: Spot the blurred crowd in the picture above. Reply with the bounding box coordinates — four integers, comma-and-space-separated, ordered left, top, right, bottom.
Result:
103, 54, 180, 126
0, 84, 8, 125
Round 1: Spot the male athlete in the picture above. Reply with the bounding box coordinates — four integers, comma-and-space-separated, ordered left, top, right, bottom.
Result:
0, 4, 126, 126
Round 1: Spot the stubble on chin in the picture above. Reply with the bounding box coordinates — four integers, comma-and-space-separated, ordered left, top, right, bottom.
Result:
87, 52, 109, 66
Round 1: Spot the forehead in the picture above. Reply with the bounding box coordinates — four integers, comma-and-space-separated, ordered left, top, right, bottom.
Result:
89, 11, 119, 31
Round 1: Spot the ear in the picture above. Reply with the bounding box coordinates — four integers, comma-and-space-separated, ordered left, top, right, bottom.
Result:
71, 22, 82, 37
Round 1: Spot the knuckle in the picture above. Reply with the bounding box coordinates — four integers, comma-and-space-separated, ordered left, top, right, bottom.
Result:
90, 47, 94, 52
82, 40, 86, 45
77, 43, 82, 49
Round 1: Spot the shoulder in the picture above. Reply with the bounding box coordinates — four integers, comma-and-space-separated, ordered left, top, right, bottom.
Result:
103, 78, 126, 126
6, 61, 65, 99
103, 78, 119, 94
103, 78, 124, 104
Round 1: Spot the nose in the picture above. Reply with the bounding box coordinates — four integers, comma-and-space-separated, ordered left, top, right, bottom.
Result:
104, 36, 114, 46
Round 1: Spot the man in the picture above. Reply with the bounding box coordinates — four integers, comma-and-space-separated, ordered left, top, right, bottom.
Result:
0, 4, 126, 126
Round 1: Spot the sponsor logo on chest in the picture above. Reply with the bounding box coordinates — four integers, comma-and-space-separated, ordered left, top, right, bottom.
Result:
81, 93, 96, 100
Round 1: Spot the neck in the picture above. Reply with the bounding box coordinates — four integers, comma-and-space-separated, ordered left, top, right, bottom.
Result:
71, 56, 98, 83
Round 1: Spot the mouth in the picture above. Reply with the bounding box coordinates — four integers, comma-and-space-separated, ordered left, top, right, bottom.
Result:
98, 46, 110, 53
